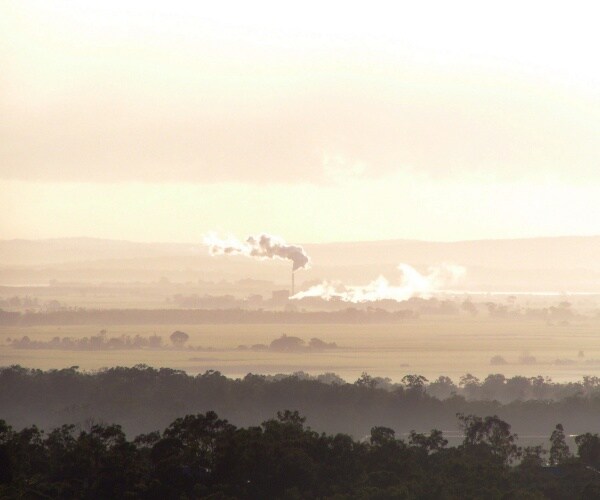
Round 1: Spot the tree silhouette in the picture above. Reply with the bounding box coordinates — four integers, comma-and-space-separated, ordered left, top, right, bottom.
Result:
458, 413, 520, 464
549, 423, 571, 465
169, 330, 189, 346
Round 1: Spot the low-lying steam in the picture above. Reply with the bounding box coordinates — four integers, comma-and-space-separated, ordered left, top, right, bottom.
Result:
204, 233, 310, 271
292, 263, 465, 303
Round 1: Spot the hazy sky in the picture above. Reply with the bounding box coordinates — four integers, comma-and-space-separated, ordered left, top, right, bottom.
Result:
1, 1, 599, 242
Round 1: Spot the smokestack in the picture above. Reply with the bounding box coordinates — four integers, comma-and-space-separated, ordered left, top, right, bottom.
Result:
291, 269, 295, 297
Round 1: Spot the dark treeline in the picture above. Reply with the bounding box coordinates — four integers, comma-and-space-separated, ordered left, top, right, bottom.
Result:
2, 409, 600, 499
7, 332, 165, 351
5, 366, 600, 441
0, 308, 415, 326
6, 332, 338, 353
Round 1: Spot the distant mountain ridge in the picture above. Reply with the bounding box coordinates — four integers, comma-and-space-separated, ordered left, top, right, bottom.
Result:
1, 236, 600, 291
306, 235, 600, 270
0, 238, 203, 266
1, 236, 600, 270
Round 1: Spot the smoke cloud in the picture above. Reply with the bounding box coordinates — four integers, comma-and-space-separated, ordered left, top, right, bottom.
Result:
292, 263, 465, 303
204, 233, 310, 271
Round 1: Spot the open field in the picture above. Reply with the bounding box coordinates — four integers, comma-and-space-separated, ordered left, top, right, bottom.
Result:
3, 318, 600, 382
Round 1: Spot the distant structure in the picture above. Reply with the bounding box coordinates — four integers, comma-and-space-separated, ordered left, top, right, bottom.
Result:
271, 289, 290, 305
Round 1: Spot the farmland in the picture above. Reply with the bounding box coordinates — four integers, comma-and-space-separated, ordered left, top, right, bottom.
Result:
3, 317, 600, 382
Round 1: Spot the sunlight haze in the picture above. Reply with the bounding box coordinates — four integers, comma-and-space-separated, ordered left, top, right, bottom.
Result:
1, 0, 599, 242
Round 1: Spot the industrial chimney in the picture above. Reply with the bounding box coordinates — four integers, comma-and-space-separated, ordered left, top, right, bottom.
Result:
291, 267, 295, 297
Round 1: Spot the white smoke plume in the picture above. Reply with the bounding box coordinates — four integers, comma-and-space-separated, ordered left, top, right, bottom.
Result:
291, 263, 465, 303
204, 233, 310, 271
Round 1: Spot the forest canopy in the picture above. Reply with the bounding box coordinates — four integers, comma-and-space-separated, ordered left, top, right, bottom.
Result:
2, 410, 600, 499
4, 365, 600, 441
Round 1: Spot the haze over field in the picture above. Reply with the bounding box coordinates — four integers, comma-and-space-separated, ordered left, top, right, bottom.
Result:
2, 3, 600, 496
1, 0, 600, 386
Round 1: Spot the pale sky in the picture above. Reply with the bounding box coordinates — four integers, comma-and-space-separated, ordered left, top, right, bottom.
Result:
1, 0, 599, 242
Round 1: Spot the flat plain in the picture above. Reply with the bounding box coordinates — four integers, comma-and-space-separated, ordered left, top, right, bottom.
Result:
2, 317, 600, 382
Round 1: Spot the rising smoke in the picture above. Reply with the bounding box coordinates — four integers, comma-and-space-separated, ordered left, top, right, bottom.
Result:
291, 263, 465, 303
204, 233, 310, 271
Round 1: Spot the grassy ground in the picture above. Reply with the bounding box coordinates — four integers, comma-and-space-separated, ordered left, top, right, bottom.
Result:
2, 317, 600, 382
